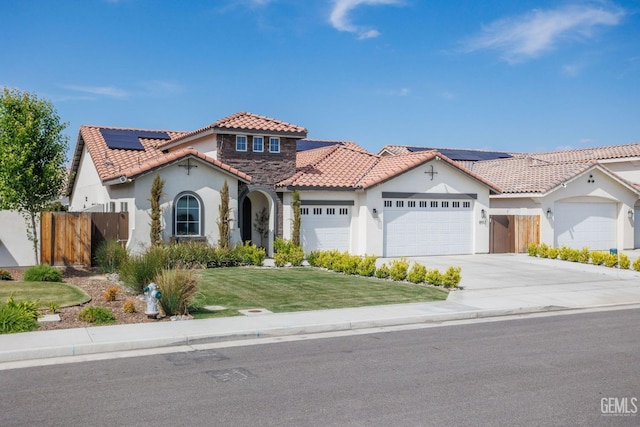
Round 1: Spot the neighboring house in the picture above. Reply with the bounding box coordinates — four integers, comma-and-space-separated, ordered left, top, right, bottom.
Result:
379, 144, 640, 250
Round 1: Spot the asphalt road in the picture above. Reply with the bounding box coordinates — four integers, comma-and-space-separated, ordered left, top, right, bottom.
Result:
2, 309, 640, 426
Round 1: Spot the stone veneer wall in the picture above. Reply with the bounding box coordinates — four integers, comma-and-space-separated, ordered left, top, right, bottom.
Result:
218, 134, 298, 237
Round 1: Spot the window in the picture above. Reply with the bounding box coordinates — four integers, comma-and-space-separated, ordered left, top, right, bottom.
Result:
120, 202, 128, 212
441, 201, 449, 208
236, 135, 247, 152
408, 201, 416, 208
430, 201, 438, 208
384, 200, 392, 207
313, 208, 322, 215
175, 194, 201, 236
419, 201, 427, 208
327, 208, 336, 215
463, 201, 471, 208
253, 136, 264, 152
269, 137, 280, 153
396, 201, 404, 208
339, 208, 348, 215
107, 201, 116, 212
301, 208, 309, 215
452, 201, 460, 208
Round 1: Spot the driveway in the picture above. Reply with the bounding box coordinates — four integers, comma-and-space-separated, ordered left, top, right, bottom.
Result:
379, 253, 640, 311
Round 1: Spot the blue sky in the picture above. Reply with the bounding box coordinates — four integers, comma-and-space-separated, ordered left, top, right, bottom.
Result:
2, 0, 639, 159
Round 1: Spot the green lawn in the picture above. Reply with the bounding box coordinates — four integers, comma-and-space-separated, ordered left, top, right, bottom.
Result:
0, 282, 91, 308
193, 267, 448, 318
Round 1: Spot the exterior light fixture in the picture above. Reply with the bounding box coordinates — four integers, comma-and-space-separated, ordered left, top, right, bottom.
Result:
372, 208, 378, 214
481, 209, 486, 219
546, 208, 553, 219
628, 209, 634, 219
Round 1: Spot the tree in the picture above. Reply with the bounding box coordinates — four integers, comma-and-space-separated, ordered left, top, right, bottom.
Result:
217, 180, 231, 249
291, 190, 301, 247
0, 88, 68, 264
253, 206, 269, 248
149, 173, 165, 246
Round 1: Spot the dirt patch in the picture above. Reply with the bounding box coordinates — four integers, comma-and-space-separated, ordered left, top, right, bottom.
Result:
2, 267, 167, 330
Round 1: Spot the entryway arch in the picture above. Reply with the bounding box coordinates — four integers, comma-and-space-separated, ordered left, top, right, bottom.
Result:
239, 186, 277, 257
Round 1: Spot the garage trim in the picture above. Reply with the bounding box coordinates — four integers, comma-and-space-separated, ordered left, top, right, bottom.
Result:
382, 192, 478, 200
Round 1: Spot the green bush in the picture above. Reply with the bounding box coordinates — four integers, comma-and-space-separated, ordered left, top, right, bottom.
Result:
164, 241, 213, 269
375, 263, 390, 279
356, 255, 378, 277
241, 242, 266, 266
306, 251, 321, 267
633, 257, 640, 272
619, 254, 631, 270
156, 268, 199, 316
558, 246, 571, 261
23, 264, 63, 282
577, 247, 591, 264
603, 253, 619, 268
0, 269, 12, 280
590, 251, 606, 266
94, 240, 128, 273
119, 247, 167, 293
316, 250, 341, 270
0, 296, 40, 334
407, 263, 427, 284
426, 269, 444, 286
274, 252, 289, 267
443, 266, 462, 288
334, 252, 361, 275
208, 246, 244, 268
547, 247, 560, 260
77, 306, 115, 325
526, 243, 539, 257
538, 243, 550, 259
389, 258, 409, 281
273, 238, 304, 267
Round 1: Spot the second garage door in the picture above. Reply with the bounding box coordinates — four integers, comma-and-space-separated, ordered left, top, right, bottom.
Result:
554, 202, 617, 250
301, 206, 351, 253
384, 198, 473, 257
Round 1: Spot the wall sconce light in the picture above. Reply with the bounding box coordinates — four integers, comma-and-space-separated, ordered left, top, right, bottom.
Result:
546, 208, 553, 219
480, 209, 486, 219
628, 209, 634, 220
372, 208, 378, 214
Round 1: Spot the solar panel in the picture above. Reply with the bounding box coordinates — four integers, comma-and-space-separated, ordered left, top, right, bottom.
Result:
407, 146, 511, 161
100, 129, 170, 150
297, 140, 342, 151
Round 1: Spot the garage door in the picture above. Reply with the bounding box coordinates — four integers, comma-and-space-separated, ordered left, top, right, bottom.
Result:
384, 199, 473, 257
301, 206, 350, 252
554, 202, 616, 250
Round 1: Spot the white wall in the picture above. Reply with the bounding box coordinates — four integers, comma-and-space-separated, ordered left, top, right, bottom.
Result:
0, 211, 39, 267
68, 147, 110, 212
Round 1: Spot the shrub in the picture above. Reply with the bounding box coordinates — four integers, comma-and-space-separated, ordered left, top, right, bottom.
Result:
357, 255, 378, 277
375, 263, 390, 279
558, 246, 571, 261
0, 296, 40, 334
119, 246, 167, 293
590, 251, 606, 266
103, 286, 119, 302
274, 252, 289, 268
407, 263, 427, 284
633, 257, 640, 272
567, 248, 582, 262
603, 253, 619, 268
123, 299, 136, 314
547, 247, 560, 260
538, 243, 550, 259
443, 266, 462, 288
94, 240, 128, 273
426, 269, 444, 286
316, 250, 341, 270
334, 252, 361, 275
577, 247, 591, 264
526, 243, 539, 257
164, 241, 213, 269
306, 251, 321, 267
156, 268, 199, 316
207, 246, 244, 268
48, 301, 60, 314
273, 238, 304, 267
389, 258, 409, 281
78, 306, 115, 324
619, 254, 631, 270
0, 269, 12, 280
241, 242, 266, 266
23, 264, 63, 282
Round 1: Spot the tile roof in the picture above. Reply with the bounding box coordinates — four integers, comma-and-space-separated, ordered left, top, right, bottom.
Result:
279, 146, 501, 192
524, 143, 640, 163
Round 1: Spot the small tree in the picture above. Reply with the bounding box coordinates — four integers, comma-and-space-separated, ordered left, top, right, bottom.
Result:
217, 180, 231, 249
149, 173, 165, 246
253, 206, 269, 248
291, 190, 301, 247
0, 88, 68, 263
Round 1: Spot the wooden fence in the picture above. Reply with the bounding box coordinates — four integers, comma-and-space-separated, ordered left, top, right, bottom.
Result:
489, 215, 540, 253
40, 212, 128, 266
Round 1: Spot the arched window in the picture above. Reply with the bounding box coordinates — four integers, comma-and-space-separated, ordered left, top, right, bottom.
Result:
175, 193, 201, 236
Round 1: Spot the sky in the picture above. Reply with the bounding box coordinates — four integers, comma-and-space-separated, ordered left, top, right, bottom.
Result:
2, 0, 639, 161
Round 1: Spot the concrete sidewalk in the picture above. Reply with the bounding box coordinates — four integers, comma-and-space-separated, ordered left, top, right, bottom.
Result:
1, 254, 639, 364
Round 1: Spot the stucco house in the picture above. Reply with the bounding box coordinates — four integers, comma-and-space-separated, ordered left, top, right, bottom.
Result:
378, 144, 640, 251
66, 112, 500, 257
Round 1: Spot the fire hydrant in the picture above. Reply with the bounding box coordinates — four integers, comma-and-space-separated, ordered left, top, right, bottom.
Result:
143, 282, 162, 318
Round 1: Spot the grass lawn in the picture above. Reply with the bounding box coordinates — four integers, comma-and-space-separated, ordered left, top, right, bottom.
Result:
193, 267, 448, 319
0, 282, 91, 308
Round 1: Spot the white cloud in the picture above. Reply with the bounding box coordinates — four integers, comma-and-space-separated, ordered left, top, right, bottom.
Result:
329, 0, 402, 39
463, 3, 625, 63
62, 85, 129, 99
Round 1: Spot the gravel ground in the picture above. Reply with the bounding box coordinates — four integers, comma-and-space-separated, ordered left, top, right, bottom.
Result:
3, 267, 167, 330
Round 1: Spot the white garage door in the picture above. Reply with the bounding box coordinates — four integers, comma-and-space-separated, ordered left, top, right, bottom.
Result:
301, 206, 351, 252
384, 199, 473, 257
554, 202, 617, 250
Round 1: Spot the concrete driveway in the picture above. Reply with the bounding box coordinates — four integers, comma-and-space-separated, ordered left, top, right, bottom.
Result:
380, 253, 640, 311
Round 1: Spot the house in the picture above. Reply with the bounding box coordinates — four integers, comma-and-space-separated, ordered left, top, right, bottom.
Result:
378, 144, 640, 251
66, 112, 499, 257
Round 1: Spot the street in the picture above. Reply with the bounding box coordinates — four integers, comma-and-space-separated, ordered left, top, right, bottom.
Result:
2, 309, 640, 426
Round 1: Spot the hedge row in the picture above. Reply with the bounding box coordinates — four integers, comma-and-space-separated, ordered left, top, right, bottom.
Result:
307, 250, 462, 288
527, 243, 640, 271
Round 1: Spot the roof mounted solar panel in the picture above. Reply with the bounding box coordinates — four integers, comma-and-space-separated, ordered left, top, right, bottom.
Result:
100, 129, 145, 151
297, 140, 342, 151
135, 130, 170, 140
